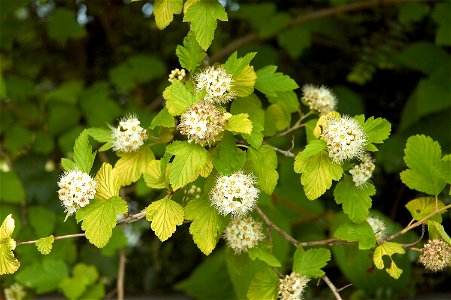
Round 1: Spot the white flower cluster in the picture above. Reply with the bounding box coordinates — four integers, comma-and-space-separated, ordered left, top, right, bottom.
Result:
302, 85, 337, 114
224, 217, 264, 254
349, 153, 375, 187
210, 171, 259, 217
57, 170, 96, 216
367, 216, 386, 240
419, 239, 451, 272
4, 283, 26, 300
195, 65, 235, 104
177, 101, 226, 146
168, 68, 186, 83
111, 116, 148, 153
320, 115, 366, 164
279, 272, 310, 300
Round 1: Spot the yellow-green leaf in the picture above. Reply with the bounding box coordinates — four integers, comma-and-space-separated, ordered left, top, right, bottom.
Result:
36, 235, 55, 255
163, 80, 197, 116
247, 146, 279, 194
145, 198, 184, 242
224, 113, 253, 134
373, 242, 405, 279
143, 160, 170, 189
405, 197, 445, 222
95, 163, 121, 200
247, 267, 279, 300
114, 146, 155, 186
224, 52, 257, 97
0, 214, 19, 275
154, 0, 183, 30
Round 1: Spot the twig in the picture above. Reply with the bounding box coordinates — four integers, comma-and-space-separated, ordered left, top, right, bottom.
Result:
256, 206, 299, 247
322, 275, 343, 300
263, 142, 296, 158
117, 248, 126, 300
401, 224, 425, 248
16, 233, 86, 246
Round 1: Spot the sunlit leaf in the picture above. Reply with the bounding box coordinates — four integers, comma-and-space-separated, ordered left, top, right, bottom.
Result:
145, 198, 184, 242
373, 242, 405, 279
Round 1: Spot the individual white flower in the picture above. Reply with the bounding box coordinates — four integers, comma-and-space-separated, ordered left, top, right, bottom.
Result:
195, 65, 235, 104
320, 115, 366, 164
367, 216, 386, 240
4, 283, 26, 300
279, 272, 310, 300
210, 171, 259, 217
419, 239, 451, 272
349, 152, 375, 187
168, 68, 186, 83
57, 169, 96, 216
224, 217, 264, 254
302, 84, 337, 114
111, 115, 148, 153
177, 101, 226, 146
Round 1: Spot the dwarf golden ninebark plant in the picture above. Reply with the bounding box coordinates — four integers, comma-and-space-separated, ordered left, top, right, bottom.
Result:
1, 1, 450, 299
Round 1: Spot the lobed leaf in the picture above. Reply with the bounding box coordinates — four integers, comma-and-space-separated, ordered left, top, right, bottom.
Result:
224, 113, 253, 134
373, 242, 405, 279
143, 160, 170, 189
36, 235, 55, 255
360, 116, 391, 151
293, 247, 331, 278
145, 198, 184, 242
333, 223, 376, 250
95, 163, 121, 200
224, 52, 257, 97
247, 145, 279, 194
154, 0, 183, 30
163, 80, 197, 116
176, 33, 206, 72
114, 146, 155, 186
247, 267, 279, 300
248, 244, 281, 267
255, 65, 298, 97
213, 132, 247, 175
405, 197, 445, 222
73, 130, 96, 173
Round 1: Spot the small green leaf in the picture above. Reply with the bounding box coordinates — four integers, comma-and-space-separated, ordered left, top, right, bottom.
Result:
73, 130, 96, 173
333, 223, 376, 250
60, 263, 99, 300
163, 80, 197, 116
405, 197, 445, 222
185, 197, 227, 255
176, 33, 206, 72
76, 196, 128, 248
248, 244, 281, 267
334, 176, 375, 223
400, 135, 446, 195
154, 0, 183, 29
224, 113, 253, 134
373, 242, 405, 279
150, 107, 176, 129
294, 150, 343, 200
247, 146, 279, 194
0, 171, 25, 203
255, 65, 298, 97
359, 116, 391, 151
86, 127, 112, 143
36, 235, 55, 255
183, 0, 228, 50
114, 146, 155, 186
145, 198, 184, 242
143, 160, 170, 189
298, 140, 327, 160
293, 247, 331, 278
213, 132, 247, 175
61, 158, 77, 171
95, 163, 121, 200
224, 52, 257, 97
265, 103, 291, 132
427, 220, 451, 244
437, 155, 451, 184
166, 141, 213, 190
16, 258, 68, 293
247, 267, 279, 300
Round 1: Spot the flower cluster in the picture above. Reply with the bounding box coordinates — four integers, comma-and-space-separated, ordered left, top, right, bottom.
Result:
177, 101, 226, 146
302, 84, 337, 114
195, 65, 235, 104
57, 170, 96, 216
349, 153, 375, 187
111, 116, 148, 153
187, 184, 202, 200
367, 216, 386, 240
224, 217, 264, 254
210, 171, 259, 217
419, 239, 451, 272
168, 68, 186, 83
4, 283, 26, 300
279, 272, 310, 300
320, 115, 366, 164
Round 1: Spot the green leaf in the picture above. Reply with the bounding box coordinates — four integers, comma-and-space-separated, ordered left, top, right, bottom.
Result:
176, 33, 206, 72
334, 176, 375, 223
80, 283, 104, 300
36, 235, 55, 255
373, 242, 405, 279
293, 247, 331, 278
427, 221, 451, 244
432, 3, 451, 46
145, 198, 184, 242
400, 135, 446, 195
163, 80, 197, 116
86, 127, 112, 143
437, 155, 451, 184
16, 258, 68, 293
333, 223, 376, 250
0, 214, 19, 275
60, 263, 99, 300
28, 206, 56, 237
255, 65, 298, 97
265, 103, 291, 132
143, 160, 170, 189
47, 8, 86, 43
294, 150, 343, 200
73, 130, 96, 173
154, 0, 183, 29
247, 146, 279, 194
224, 113, 253, 134
185, 197, 227, 255
61, 158, 77, 171
0, 171, 25, 203
76, 196, 128, 248
114, 146, 155, 186
224, 52, 257, 97
278, 26, 311, 58
267, 90, 299, 113
248, 244, 281, 267
95, 163, 121, 200
166, 141, 213, 190
298, 140, 327, 160
247, 267, 279, 300
101, 227, 128, 256
405, 197, 445, 222
360, 116, 391, 151
183, 0, 228, 50
213, 132, 247, 175
45, 80, 83, 104
150, 107, 176, 129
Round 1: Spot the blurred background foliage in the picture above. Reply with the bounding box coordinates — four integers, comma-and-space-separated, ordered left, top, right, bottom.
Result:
0, 0, 450, 299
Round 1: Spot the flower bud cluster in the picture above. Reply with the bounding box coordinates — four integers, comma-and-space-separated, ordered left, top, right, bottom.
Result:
320, 115, 366, 164
111, 116, 148, 153
187, 184, 202, 199
195, 65, 235, 104
57, 170, 96, 216
279, 272, 310, 300
210, 171, 259, 217
349, 153, 375, 187
302, 84, 336, 114
4, 283, 26, 300
168, 68, 186, 83
177, 101, 226, 146
224, 217, 264, 254
367, 216, 386, 240
419, 239, 451, 272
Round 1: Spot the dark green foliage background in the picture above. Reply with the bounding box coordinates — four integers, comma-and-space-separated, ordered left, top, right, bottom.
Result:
1, 0, 450, 298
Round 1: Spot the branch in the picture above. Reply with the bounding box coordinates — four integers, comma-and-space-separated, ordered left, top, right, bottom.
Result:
322, 275, 343, 300
117, 249, 126, 300
256, 206, 299, 247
